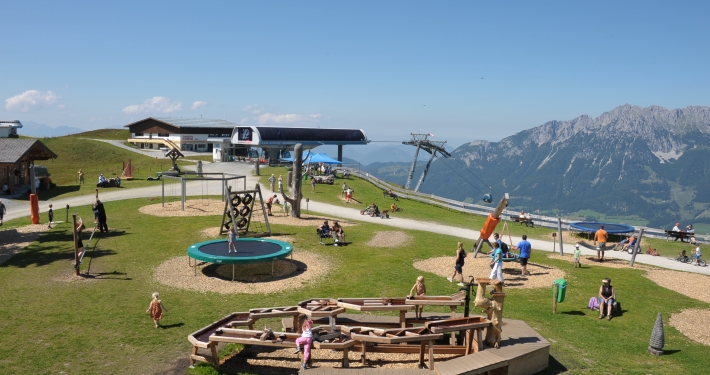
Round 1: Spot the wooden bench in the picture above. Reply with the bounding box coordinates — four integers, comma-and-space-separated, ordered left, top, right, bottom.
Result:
665, 230, 689, 242
510, 216, 534, 227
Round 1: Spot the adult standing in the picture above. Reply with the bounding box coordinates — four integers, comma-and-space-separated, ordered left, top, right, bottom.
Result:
269, 174, 276, 192
77, 169, 84, 184
447, 241, 466, 286
517, 235, 532, 276
96, 199, 108, 232
266, 194, 278, 216
489, 242, 504, 283
594, 225, 608, 262
0, 199, 5, 225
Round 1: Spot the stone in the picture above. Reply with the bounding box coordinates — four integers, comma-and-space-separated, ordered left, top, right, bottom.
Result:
648, 312, 664, 356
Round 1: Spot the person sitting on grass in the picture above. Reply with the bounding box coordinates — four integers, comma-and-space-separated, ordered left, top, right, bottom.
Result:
331, 221, 345, 245
598, 278, 615, 321
114, 175, 121, 188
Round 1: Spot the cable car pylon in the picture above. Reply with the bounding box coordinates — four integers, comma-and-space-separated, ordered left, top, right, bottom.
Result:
402, 133, 451, 192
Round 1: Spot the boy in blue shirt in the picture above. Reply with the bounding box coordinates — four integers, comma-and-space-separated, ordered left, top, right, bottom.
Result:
517, 235, 532, 276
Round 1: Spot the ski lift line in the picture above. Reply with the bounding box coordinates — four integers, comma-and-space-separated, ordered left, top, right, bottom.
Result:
438, 159, 486, 196
450, 156, 502, 197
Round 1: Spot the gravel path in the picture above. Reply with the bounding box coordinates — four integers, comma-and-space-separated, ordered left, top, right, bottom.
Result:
414, 256, 565, 289
366, 231, 413, 247
669, 309, 710, 345
547, 254, 654, 270
644, 269, 710, 304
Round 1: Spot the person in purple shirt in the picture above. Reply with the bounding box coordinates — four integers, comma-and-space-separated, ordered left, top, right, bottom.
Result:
517, 235, 532, 276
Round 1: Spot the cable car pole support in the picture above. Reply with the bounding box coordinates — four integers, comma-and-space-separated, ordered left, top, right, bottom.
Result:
403, 133, 451, 191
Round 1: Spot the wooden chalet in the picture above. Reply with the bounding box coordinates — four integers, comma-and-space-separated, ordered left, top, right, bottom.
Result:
0, 139, 57, 193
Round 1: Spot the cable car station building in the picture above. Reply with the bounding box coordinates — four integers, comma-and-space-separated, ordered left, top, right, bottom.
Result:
125, 117, 368, 163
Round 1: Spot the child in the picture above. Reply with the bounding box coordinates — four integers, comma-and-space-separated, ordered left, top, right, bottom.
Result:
146, 292, 168, 328
47, 204, 54, 229
409, 276, 427, 318
293, 313, 313, 370
227, 227, 237, 253
695, 244, 702, 266
283, 200, 290, 216
574, 244, 581, 268
76, 218, 86, 262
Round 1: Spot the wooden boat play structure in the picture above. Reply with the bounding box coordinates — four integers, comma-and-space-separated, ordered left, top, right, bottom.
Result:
187, 279, 550, 374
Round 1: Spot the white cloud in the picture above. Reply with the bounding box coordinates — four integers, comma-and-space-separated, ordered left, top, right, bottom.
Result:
257, 112, 323, 125
57, 104, 65, 110
122, 96, 182, 114
5, 90, 61, 112
243, 104, 262, 114
192, 101, 208, 110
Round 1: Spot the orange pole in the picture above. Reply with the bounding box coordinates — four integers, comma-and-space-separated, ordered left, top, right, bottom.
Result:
30, 194, 40, 224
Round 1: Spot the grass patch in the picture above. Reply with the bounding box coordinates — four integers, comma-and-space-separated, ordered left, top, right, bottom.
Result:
76, 128, 131, 140
1, 197, 710, 374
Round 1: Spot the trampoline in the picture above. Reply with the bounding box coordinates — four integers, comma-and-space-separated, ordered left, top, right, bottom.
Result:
569, 222, 635, 234
187, 238, 293, 280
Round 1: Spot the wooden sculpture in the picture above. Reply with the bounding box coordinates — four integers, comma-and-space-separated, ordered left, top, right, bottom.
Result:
474, 278, 506, 348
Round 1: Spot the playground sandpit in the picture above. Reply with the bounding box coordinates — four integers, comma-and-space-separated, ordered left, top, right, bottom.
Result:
154, 251, 332, 294
414, 256, 564, 289
547, 254, 654, 270
644, 269, 710, 303
669, 309, 710, 346
139, 199, 225, 217
367, 231, 413, 248
220, 346, 459, 374
0, 224, 50, 265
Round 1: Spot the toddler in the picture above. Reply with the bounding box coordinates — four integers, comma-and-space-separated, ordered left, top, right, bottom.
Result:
409, 276, 427, 318
227, 227, 238, 253
574, 244, 581, 268
146, 292, 168, 328
48, 204, 54, 229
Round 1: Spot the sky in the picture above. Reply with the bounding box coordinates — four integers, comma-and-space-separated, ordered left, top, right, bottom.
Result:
2, 1, 709, 147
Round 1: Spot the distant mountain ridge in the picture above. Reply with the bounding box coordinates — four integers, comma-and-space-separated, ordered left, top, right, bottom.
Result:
18, 121, 86, 137
366, 104, 710, 228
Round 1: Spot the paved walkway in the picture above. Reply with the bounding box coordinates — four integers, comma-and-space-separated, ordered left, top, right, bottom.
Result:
89, 139, 208, 157
3, 159, 708, 275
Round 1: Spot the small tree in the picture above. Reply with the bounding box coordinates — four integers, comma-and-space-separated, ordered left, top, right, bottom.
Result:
280, 143, 308, 217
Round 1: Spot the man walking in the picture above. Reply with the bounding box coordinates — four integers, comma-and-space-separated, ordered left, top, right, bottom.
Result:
594, 225, 608, 262
517, 234, 532, 276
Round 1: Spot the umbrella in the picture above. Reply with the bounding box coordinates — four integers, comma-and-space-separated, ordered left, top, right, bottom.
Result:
307, 153, 343, 164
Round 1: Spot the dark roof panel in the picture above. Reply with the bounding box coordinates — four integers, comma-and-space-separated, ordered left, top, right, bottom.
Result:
255, 127, 367, 143
0, 139, 57, 164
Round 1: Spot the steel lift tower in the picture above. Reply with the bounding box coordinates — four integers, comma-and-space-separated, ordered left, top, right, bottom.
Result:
403, 133, 452, 192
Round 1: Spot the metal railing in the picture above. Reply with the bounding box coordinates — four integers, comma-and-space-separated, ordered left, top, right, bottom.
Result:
340, 166, 706, 243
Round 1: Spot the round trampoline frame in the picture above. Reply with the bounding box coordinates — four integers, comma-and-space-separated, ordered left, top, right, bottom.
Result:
569, 222, 635, 234
187, 238, 293, 280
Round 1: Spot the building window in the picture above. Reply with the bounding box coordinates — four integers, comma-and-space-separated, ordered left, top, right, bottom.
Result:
158, 133, 169, 137
196, 144, 208, 151
209, 133, 231, 137
135, 132, 144, 136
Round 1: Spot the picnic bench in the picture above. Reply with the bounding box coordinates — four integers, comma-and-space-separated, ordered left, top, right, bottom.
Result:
665, 230, 690, 242
510, 215, 535, 227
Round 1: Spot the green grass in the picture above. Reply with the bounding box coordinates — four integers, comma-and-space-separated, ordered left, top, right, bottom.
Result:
256, 166, 562, 243
1, 197, 709, 374
76, 128, 131, 140
25, 136, 195, 201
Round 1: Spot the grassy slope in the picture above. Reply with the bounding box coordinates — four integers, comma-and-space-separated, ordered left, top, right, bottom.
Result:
0, 197, 708, 374
29, 135, 194, 200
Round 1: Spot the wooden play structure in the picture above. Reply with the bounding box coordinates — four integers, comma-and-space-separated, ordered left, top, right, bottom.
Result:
219, 184, 271, 237
121, 159, 134, 180
187, 288, 550, 374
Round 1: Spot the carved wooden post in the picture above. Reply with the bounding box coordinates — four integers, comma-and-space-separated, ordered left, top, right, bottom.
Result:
280, 143, 307, 217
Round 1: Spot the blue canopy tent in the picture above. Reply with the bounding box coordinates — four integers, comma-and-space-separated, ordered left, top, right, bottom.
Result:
308, 153, 343, 164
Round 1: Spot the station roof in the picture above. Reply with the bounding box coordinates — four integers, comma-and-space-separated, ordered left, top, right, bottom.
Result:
0, 139, 57, 165
233, 126, 368, 147
124, 117, 237, 129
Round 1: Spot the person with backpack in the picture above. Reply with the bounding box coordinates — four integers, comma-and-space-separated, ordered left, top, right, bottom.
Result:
517, 235, 532, 276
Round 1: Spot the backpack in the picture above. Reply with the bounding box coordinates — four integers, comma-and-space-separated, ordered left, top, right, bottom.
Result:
500, 241, 509, 253
588, 297, 599, 311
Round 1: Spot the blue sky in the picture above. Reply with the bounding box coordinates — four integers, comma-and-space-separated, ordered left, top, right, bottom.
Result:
2, 1, 709, 147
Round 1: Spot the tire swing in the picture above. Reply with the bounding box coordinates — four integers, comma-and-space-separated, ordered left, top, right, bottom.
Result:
231, 195, 242, 208
240, 206, 251, 217
236, 217, 248, 229
242, 194, 253, 205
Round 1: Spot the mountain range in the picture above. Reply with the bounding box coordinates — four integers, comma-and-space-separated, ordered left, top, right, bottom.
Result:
363, 104, 710, 229
17, 121, 86, 137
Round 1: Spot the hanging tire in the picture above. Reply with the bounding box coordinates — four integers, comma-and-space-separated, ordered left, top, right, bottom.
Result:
231, 195, 242, 207
242, 194, 253, 205
236, 217, 248, 228
240, 206, 251, 217
223, 219, 232, 231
